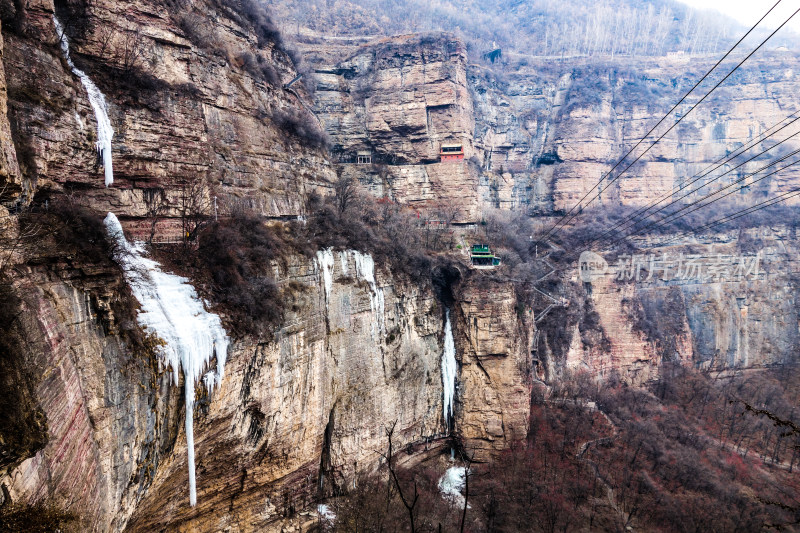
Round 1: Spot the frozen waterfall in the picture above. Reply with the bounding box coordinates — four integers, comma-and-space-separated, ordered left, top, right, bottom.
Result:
54, 16, 115, 187
315, 249, 386, 339
104, 213, 229, 506
316, 249, 336, 303
352, 251, 385, 338
442, 308, 457, 428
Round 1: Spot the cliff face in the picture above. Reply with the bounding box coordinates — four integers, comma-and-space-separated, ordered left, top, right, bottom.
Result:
3, 0, 800, 530
0, 2, 535, 529
468, 55, 800, 213
537, 228, 800, 384
123, 251, 444, 531
454, 279, 533, 460
301, 31, 800, 381
308, 35, 800, 217
0, 244, 533, 531
314, 33, 479, 221
2, 261, 175, 532
0, 21, 19, 193
2, 0, 333, 220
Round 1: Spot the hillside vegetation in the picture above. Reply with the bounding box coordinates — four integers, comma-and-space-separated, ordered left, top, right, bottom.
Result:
264, 0, 800, 59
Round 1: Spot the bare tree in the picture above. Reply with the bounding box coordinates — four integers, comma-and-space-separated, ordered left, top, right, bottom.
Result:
114, 31, 150, 73
142, 187, 168, 244
178, 177, 212, 246
382, 421, 419, 533
334, 173, 357, 214
94, 24, 117, 60
459, 447, 474, 533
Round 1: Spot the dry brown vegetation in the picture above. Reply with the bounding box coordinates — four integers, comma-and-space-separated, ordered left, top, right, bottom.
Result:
328, 367, 800, 532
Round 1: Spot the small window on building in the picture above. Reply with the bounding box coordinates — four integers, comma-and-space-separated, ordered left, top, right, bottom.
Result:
357, 151, 372, 165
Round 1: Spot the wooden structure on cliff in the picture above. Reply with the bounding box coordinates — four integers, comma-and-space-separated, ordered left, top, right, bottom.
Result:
440, 143, 464, 162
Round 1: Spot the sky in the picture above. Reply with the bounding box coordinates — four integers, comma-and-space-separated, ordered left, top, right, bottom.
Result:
677, 0, 800, 34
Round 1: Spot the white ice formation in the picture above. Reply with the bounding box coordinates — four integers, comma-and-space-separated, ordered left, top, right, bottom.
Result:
442, 308, 457, 427
104, 213, 229, 506
317, 503, 336, 523
438, 466, 469, 508
352, 251, 386, 338
54, 16, 115, 187
315, 249, 386, 338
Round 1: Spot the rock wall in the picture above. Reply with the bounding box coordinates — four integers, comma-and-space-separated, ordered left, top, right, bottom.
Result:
453, 279, 534, 460
541, 228, 800, 383
2, 0, 334, 217
0, 20, 20, 194
304, 30, 800, 219
0, 242, 533, 531
313, 33, 479, 221
469, 54, 800, 214
1, 262, 175, 532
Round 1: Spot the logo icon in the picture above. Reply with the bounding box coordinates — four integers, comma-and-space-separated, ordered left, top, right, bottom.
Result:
579, 251, 608, 283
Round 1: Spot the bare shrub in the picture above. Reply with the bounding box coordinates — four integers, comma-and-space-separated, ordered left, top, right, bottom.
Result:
0, 0, 24, 34
21, 198, 119, 266
0, 503, 78, 533
271, 107, 329, 150
176, 12, 218, 50
239, 0, 283, 48
114, 31, 150, 74
237, 51, 281, 86
0, 281, 48, 472
177, 176, 213, 246
193, 213, 286, 336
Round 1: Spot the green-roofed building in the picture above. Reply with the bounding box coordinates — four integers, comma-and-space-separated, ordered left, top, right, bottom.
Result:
470, 244, 502, 269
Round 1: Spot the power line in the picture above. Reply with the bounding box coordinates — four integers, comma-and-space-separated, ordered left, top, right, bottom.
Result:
526, 188, 800, 290
557, 148, 800, 263
534, 0, 790, 247
628, 186, 800, 251
572, 109, 800, 251
581, 138, 800, 252
565, 157, 800, 262
625, 152, 800, 237
558, 3, 800, 234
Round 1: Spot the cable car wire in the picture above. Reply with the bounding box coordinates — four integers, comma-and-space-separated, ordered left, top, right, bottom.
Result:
534, 0, 791, 247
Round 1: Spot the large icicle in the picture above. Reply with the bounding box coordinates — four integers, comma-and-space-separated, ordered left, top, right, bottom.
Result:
316, 249, 336, 303
352, 251, 385, 338
442, 308, 457, 428
104, 213, 229, 507
54, 16, 115, 187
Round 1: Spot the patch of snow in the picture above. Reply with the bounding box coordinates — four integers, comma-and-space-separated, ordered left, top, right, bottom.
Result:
54, 16, 114, 187
442, 308, 457, 427
438, 466, 469, 508
104, 213, 229, 507
317, 503, 336, 523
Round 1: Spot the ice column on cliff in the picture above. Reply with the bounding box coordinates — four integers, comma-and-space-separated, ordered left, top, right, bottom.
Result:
104, 213, 229, 507
54, 16, 114, 187
316, 249, 336, 303
352, 251, 386, 338
442, 308, 457, 427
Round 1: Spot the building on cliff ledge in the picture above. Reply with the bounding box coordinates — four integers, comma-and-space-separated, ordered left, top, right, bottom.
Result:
440, 143, 464, 162
357, 151, 372, 164
470, 244, 501, 268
